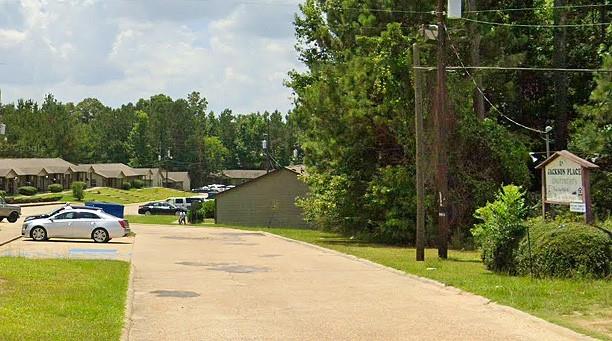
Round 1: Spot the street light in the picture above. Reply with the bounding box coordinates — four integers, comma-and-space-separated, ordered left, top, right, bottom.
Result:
544, 126, 553, 158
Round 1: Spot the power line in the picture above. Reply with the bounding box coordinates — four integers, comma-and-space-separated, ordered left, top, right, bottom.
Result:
444, 25, 547, 134
465, 3, 611, 14
414, 66, 612, 73
459, 17, 611, 28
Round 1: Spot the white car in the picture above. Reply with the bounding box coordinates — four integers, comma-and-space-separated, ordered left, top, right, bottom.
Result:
22, 208, 130, 243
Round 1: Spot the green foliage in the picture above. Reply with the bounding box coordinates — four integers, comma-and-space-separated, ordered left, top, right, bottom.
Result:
571, 50, 612, 219
199, 200, 215, 219
0, 190, 6, 198
516, 218, 611, 278
71, 181, 86, 201
121, 182, 132, 190
17, 186, 38, 196
472, 185, 527, 274
131, 179, 145, 189
363, 166, 420, 244
48, 184, 64, 193
5, 194, 63, 204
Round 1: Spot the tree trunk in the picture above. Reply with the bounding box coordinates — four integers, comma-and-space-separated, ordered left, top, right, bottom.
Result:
553, 0, 569, 150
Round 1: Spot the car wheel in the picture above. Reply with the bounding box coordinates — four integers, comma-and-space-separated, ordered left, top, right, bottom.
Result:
31, 227, 47, 241
144, 211, 151, 216
92, 228, 110, 243
7, 212, 18, 223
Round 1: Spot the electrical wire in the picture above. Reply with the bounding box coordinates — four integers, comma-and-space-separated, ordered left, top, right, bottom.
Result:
459, 17, 611, 28
444, 25, 547, 135
465, 3, 611, 14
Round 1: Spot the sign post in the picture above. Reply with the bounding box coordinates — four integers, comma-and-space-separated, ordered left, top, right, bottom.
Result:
536, 150, 598, 224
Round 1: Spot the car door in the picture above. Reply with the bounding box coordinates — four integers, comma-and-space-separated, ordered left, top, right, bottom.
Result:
47, 211, 77, 238
72, 211, 101, 238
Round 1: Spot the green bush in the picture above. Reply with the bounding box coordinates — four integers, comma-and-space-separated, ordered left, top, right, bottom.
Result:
131, 179, 145, 189
121, 182, 131, 190
48, 184, 64, 193
18, 186, 38, 196
516, 218, 611, 278
0, 190, 6, 198
5, 194, 63, 204
71, 181, 86, 201
201, 200, 215, 219
471, 185, 527, 274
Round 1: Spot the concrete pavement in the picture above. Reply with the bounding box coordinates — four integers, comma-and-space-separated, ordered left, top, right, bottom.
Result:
126, 224, 590, 341
0, 204, 64, 245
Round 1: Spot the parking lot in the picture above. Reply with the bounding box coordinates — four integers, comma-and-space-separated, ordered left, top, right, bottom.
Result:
0, 203, 134, 261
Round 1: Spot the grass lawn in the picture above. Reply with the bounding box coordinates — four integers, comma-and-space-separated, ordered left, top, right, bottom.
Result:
126, 215, 214, 225
61, 187, 194, 204
133, 216, 610, 340
0, 258, 129, 341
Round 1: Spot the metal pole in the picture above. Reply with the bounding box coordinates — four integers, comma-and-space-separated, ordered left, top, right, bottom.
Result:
413, 43, 425, 262
545, 132, 551, 158
435, 0, 449, 259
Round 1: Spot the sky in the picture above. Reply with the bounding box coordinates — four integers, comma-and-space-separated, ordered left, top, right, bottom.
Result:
0, 0, 304, 113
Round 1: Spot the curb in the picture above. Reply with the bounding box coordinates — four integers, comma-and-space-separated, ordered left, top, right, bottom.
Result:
0, 235, 22, 247
120, 248, 137, 341
17, 201, 63, 208
256, 230, 593, 340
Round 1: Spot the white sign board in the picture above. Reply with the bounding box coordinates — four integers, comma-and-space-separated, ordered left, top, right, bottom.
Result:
545, 156, 583, 204
448, 0, 462, 18
570, 202, 586, 213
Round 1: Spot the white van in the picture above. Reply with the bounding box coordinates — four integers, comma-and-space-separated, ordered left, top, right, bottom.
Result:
166, 197, 206, 210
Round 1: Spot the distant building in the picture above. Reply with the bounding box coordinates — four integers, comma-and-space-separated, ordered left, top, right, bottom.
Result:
215, 169, 268, 185
0, 158, 190, 194
215, 166, 309, 228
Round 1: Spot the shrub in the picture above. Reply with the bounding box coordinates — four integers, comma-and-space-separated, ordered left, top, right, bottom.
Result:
0, 190, 6, 198
131, 179, 145, 189
5, 194, 63, 204
516, 218, 610, 278
18, 186, 38, 196
471, 185, 527, 274
200, 200, 215, 219
71, 181, 86, 201
121, 182, 132, 190
48, 184, 64, 193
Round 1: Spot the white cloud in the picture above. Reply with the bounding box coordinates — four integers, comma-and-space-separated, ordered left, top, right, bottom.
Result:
0, 0, 305, 113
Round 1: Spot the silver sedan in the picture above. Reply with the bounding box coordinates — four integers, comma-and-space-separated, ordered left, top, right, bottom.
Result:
22, 208, 131, 243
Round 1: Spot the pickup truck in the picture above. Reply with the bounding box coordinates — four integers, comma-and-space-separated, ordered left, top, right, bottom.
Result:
0, 197, 21, 223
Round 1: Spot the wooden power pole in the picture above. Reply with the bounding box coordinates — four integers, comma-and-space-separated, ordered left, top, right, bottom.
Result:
413, 43, 425, 262
435, 0, 449, 259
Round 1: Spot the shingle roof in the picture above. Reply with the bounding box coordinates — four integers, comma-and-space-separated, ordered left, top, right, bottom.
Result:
221, 169, 268, 179
78, 163, 141, 178
167, 171, 190, 183
0, 158, 76, 175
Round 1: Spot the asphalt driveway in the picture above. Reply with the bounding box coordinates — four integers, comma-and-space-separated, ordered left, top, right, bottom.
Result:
125, 224, 589, 341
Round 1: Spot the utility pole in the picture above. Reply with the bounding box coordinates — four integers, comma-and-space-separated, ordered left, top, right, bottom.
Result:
413, 43, 425, 262
435, 0, 449, 259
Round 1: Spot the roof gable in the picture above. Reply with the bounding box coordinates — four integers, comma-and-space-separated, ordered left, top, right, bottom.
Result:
535, 150, 599, 170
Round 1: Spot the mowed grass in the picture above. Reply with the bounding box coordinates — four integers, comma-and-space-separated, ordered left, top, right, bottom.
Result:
126, 215, 214, 225
0, 258, 130, 341
61, 187, 194, 204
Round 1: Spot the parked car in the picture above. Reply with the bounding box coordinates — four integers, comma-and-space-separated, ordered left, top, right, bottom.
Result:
166, 197, 205, 210
24, 204, 103, 222
21, 209, 130, 243
138, 202, 187, 215
0, 197, 21, 223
